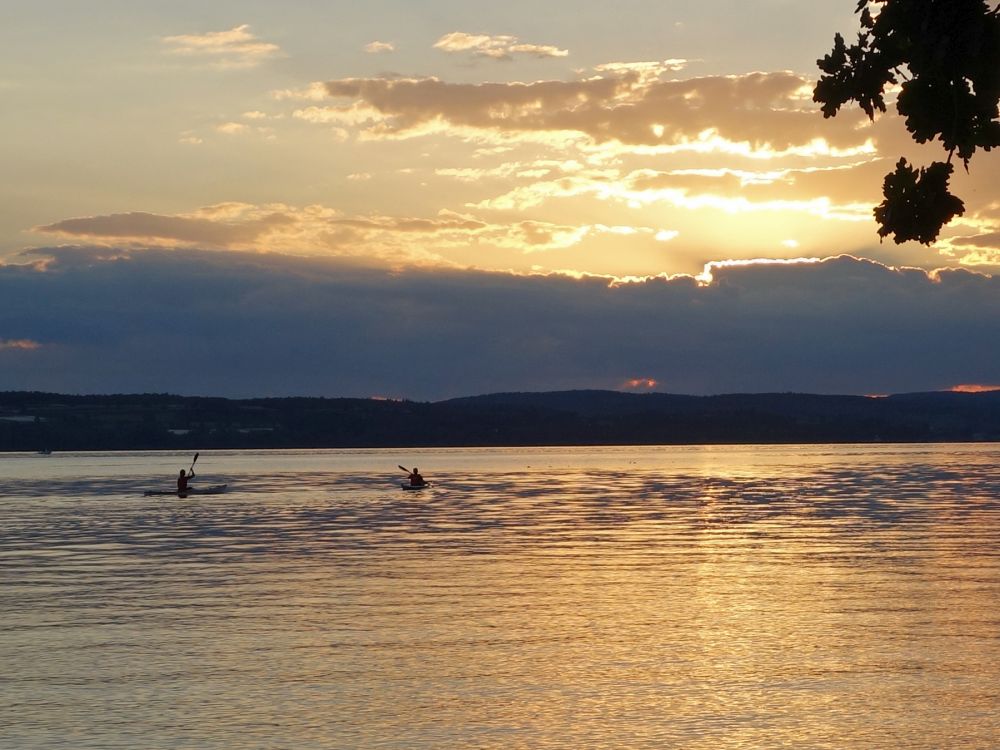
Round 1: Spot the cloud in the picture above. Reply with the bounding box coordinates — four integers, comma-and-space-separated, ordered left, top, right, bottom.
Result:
622, 378, 658, 390
1, 248, 996, 399
593, 60, 689, 81
365, 41, 395, 54
35, 210, 293, 248
624, 161, 888, 205
260, 62, 994, 271
462, 162, 883, 225
0, 339, 41, 351
310, 68, 871, 155
326, 214, 589, 254
949, 384, 1000, 393
31, 205, 598, 261
162, 24, 281, 69
433, 32, 568, 60
936, 231, 1000, 267
436, 159, 586, 183
216, 122, 249, 135
29, 194, 965, 282
271, 82, 328, 101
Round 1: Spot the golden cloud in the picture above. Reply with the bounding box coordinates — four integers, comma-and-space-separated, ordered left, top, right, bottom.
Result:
468, 169, 874, 226
216, 122, 249, 135
948, 384, 1000, 393
694, 256, 823, 285
312, 69, 870, 153
31, 206, 603, 263
365, 41, 395, 54
626, 160, 888, 206
37, 210, 293, 248
622, 377, 659, 389
433, 32, 568, 60
948, 232, 1000, 250
162, 24, 281, 69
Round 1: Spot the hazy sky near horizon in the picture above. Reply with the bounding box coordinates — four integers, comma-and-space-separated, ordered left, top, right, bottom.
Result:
2, 2, 998, 398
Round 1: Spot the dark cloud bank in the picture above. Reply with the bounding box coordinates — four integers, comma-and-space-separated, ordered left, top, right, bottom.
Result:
1, 247, 996, 399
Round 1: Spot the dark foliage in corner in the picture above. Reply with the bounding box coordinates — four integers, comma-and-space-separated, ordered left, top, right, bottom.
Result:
815, 0, 1000, 244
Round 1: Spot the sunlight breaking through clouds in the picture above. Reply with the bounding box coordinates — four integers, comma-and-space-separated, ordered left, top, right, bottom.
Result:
469, 171, 874, 224
695, 256, 823, 285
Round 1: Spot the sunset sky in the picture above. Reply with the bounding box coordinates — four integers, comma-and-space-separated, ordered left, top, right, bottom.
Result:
2, 1, 998, 398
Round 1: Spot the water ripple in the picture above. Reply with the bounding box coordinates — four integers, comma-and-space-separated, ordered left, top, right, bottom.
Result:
1, 444, 999, 749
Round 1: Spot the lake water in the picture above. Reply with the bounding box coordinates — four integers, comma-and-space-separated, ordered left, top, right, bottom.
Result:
2, 444, 999, 749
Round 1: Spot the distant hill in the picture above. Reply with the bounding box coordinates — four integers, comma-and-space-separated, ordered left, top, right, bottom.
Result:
0, 389, 997, 451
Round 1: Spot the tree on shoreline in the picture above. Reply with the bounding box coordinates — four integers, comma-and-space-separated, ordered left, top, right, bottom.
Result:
814, 0, 1000, 244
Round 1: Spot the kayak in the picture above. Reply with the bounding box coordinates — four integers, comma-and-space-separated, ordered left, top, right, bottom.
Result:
401, 483, 429, 490
144, 484, 228, 497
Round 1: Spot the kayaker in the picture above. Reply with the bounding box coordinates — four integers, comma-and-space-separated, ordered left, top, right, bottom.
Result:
408, 467, 426, 487
177, 468, 195, 494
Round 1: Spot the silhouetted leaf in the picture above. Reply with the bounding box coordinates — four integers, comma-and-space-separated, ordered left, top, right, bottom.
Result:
816, 0, 1000, 243
874, 159, 965, 244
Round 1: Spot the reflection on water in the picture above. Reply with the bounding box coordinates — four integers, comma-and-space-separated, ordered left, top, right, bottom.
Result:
1, 445, 999, 749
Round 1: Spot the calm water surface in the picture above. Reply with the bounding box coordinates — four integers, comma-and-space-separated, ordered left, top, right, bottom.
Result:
1, 444, 998, 749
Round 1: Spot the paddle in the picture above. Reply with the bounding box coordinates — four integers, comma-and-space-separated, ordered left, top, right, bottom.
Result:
398, 464, 410, 474
190, 452, 199, 474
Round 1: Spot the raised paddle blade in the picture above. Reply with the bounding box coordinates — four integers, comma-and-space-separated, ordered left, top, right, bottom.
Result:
398, 465, 410, 473
190, 452, 200, 472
